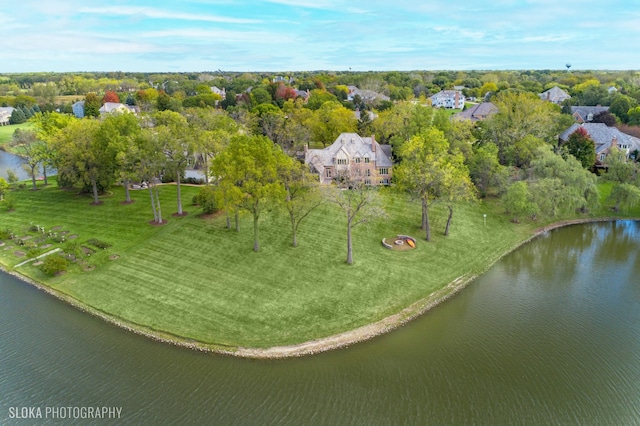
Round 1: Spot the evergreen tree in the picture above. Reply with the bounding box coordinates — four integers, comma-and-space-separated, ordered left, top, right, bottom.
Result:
9, 107, 26, 124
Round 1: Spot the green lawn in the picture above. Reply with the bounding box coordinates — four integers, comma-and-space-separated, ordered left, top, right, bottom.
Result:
0, 123, 32, 147
0, 179, 637, 349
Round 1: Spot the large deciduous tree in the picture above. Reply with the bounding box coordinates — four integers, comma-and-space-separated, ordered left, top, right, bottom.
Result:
96, 112, 142, 203
481, 91, 563, 165
395, 128, 471, 241
153, 111, 193, 215
279, 157, 323, 247
212, 135, 287, 252
53, 119, 118, 204
309, 101, 357, 147
325, 171, 386, 265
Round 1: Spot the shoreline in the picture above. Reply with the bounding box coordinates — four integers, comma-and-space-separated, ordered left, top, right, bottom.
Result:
0, 217, 635, 359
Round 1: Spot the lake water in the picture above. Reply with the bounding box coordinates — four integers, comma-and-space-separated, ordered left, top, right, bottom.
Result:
1, 221, 639, 425
0, 150, 29, 182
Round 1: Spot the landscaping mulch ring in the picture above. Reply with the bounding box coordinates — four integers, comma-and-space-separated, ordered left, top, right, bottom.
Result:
109, 254, 120, 260
14, 251, 26, 257
81, 246, 95, 255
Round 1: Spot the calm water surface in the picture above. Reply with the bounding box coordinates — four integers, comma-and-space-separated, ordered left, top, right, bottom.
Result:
0, 150, 29, 182
1, 221, 639, 425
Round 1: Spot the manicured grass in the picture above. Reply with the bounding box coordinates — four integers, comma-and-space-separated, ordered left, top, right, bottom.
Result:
0, 123, 32, 147
0, 179, 638, 349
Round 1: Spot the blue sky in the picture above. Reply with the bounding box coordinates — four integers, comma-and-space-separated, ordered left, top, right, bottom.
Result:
2, 0, 640, 72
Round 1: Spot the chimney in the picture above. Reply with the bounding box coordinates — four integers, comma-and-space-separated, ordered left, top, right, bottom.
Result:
611, 136, 618, 148
304, 143, 308, 153
371, 135, 376, 153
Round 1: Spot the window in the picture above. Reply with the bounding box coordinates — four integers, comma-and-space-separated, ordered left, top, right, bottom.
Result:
364, 157, 370, 163
364, 179, 371, 185
599, 153, 606, 161
326, 169, 332, 178
379, 168, 388, 175
355, 157, 361, 163
337, 158, 347, 165
366, 169, 371, 177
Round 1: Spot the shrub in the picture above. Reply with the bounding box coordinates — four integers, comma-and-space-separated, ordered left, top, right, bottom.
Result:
86, 238, 111, 249
0, 228, 11, 240
63, 240, 80, 257
195, 186, 218, 214
41, 255, 68, 276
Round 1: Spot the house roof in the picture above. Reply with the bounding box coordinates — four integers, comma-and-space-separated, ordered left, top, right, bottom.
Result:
305, 133, 393, 168
453, 102, 498, 121
99, 102, 139, 114
560, 123, 634, 154
570, 106, 609, 122
539, 86, 571, 103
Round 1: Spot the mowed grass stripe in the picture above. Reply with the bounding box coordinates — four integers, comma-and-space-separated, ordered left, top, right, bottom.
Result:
4, 179, 635, 348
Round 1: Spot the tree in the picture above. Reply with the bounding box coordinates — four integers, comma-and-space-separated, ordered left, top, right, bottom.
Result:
84, 93, 101, 117
102, 91, 120, 104
309, 101, 357, 147
53, 119, 118, 204
0, 177, 8, 201
591, 110, 617, 126
212, 135, 287, 252
564, 126, 596, 169
96, 112, 142, 203
394, 128, 459, 241
9, 107, 26, 124
502, 181, 538, 222
279, 157, 323, 247
608, 183, 640, 212
528, 145, 599, 216
29, 112, 75, 186
602, 147, 638, 184
153, 111, 193, 215
627, 106, 640, 126
138, 127, 167, 224
305, 89, 338, 110
468, 143, 508, 197
481, 91, 562, 165
442, 153, 477, 236
609, 95, 637, 123
13, 129, 44, 190
325, 172, 386, 265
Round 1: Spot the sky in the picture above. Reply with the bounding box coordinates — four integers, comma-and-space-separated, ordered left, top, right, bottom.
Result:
2, 0, 640, 73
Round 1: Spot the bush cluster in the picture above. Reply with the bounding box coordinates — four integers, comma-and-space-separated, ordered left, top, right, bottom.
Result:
86, 238, 111, 249
41, 255, 68, 276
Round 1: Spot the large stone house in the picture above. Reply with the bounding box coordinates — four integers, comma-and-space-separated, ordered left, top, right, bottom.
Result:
430, 90, 465, 109
559, 123, 640, 163
304, 133, 393, 185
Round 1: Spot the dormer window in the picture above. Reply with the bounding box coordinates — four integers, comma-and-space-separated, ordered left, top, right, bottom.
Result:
355, 157, 361, 163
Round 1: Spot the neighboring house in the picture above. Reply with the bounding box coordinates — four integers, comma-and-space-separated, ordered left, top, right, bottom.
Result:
539, 86, 571, 104
99, 102, 139, 115
211, 86, 226, 98
570, 106, 610, 123
305, 133, 393, 185
430, 90, 465, 109
354, 109, 378, 121
608, 86, 618, 95
347, 86, 390, 103
72, 101, 85, 119
453, 102, 498, 122
0, 106, 15, 125
559, 123, 640, 164
294, 89, 310, 101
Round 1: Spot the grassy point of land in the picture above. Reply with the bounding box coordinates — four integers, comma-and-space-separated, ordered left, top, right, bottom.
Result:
0, 178, 638, 356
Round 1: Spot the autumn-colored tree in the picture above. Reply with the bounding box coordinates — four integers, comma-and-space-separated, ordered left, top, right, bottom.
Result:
102, 91, 120, 104
564, 126, 596, 169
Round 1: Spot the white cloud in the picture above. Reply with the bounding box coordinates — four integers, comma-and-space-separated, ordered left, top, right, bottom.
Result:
78, 6, 260, 24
